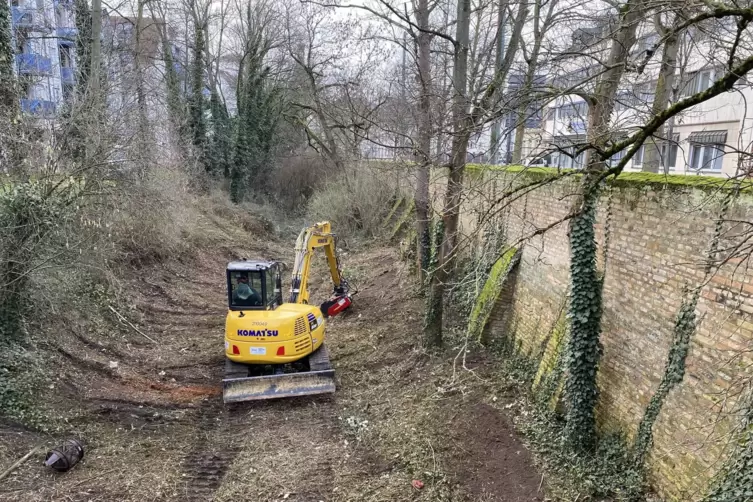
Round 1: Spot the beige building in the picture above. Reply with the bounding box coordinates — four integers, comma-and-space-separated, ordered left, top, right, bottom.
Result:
517, 22, 753, 177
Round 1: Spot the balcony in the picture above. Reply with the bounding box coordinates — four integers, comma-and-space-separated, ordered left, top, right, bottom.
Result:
61, 67, 75, 85
57, 26, 77, 45
173, 62, 186, 78
11, 7, 42, 29
16, 54, 52, 76
20, 99, 56, 118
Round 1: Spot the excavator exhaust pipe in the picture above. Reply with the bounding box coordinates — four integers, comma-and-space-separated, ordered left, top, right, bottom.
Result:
222, 370, 335, 403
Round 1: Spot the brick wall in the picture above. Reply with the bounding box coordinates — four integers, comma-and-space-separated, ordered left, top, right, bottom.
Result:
445, 168, 753, 500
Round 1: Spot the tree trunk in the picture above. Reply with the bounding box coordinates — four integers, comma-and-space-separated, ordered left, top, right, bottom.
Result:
0, 0, 20, 174
0, 0, 16, 113
84, 0, 103, 165
512, 0, 546, 164
90, 0, 102, 97
423, 0, 528, 347
415, 0, 432, 283
643, 28, 679, 172
511, 60, 539, 163
489, 0, 507, 163
190, 19, 208, 170
74, 0, 92, 91
564, 0, 643, 451
424, 0, 471, 348
134, 0, 152, 180
158, 23, 185, 142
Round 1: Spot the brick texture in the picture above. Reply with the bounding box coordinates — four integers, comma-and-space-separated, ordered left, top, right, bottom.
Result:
435, 169, 753, 501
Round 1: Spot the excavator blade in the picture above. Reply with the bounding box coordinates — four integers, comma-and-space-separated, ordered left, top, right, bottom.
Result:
222, 369, 336, 403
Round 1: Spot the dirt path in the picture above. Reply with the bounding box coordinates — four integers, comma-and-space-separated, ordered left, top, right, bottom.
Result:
0, 245, 545, 502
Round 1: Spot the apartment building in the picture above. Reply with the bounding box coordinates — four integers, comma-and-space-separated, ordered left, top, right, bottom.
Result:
9, 0, 77, 118
519, 21, 753, 177
8, 0, 182, 132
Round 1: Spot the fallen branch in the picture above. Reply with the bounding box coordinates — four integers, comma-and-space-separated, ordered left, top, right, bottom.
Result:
108, 305, 157, 344
0, 446, 41, 483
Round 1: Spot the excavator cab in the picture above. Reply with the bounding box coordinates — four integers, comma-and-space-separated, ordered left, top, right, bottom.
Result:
226, 261, 282, 310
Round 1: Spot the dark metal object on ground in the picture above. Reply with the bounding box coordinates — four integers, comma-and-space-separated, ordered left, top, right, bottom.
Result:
44, 439, 84, 472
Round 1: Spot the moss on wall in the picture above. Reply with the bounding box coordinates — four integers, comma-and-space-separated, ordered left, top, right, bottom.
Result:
463, 164, 753, 194
389, 199, 415, 242
533, 309, 569, 389
383, 196, 405, 228
466, 247, 521, 343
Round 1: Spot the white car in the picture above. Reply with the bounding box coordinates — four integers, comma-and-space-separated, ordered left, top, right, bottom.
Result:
522, 156, 550, 167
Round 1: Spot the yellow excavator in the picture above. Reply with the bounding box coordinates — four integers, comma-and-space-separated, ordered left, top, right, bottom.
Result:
222, 222, 353, 403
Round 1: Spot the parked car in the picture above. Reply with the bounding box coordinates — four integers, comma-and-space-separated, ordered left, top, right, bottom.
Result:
522, 155, 551, 167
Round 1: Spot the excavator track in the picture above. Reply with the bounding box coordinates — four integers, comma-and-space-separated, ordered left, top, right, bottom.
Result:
308, 342, 333, 371
222, 344, 335, 403
179, 402, 242, 501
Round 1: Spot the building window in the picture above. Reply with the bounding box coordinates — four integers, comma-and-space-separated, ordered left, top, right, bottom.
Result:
682, 69, 715, 97
608, 149, 625, 167
558, 147, 585, 169
690, 144, 724, 171
633, 145, 645, 166
661, 143, 678, 169
556, 101, 588, 121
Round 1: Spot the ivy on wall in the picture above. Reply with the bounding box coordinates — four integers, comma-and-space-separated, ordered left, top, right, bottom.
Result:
632, 192, 731, 471
702, 398, 753, 502
632, 286, 700, 468
374, 161, 753, 498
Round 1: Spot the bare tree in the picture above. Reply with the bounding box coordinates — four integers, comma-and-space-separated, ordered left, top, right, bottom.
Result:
424, 0, 529, 347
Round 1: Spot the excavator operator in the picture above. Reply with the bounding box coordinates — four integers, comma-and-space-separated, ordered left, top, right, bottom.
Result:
232, 272, 262, 307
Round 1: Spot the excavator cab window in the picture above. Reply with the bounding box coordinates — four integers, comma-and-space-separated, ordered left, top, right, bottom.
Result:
265, 268, 278, 308
229, 270, 264, 309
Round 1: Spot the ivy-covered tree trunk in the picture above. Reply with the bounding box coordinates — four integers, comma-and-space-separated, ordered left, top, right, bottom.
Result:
209, 90, 231, 178
0, 0, 17, 114
133, 0, 152, 180
0, 0, 22, 174
61, 0, 93, 164
563, 180, 603, 451
161, 36, 186, 142
563, 0, 643, 450
74, 0, 92, 88
189, 21, 208, 170
230, 33, 280, 203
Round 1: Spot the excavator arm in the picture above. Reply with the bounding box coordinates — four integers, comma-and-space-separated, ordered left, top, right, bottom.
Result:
289, 222, 352, 316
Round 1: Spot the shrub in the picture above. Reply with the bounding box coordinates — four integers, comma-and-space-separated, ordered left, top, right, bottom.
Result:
306, 165, 399, 238
268, 153, 334, 212
109, 163, 204, 265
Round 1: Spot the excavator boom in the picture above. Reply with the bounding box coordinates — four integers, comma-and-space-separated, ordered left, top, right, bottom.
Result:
289, 222, 352, 316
